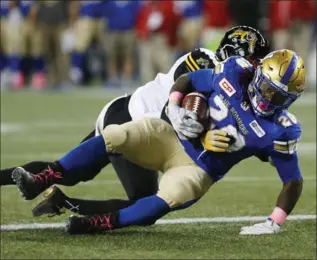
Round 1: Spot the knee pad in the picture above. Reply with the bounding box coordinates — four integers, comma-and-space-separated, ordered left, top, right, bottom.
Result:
102, 124, 127, 153
157, 182, 195, 208
157, 167, 213, 208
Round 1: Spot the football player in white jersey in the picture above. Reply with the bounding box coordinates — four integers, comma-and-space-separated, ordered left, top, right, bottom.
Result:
1, 26, 270, 216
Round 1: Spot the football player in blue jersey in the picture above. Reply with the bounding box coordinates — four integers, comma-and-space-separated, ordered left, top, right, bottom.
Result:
2, 26, 270, 216
12, 48, 305, 236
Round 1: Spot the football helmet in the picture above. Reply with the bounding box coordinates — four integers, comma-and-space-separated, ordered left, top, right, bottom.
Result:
248, 49, 306, 117
216, 25, 270, 65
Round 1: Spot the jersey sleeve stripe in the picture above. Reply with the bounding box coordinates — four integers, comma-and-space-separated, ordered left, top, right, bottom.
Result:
274, 140, 297, 145
273, 139, 298, 154
188, 54, 200, 70
185, 58, 196, 72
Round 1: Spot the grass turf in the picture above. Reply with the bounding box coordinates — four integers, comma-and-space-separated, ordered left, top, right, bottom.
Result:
1, 90, 316, 259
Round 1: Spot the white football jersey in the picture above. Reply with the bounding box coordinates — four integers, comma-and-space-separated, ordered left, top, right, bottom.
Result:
128, 48, 219, 120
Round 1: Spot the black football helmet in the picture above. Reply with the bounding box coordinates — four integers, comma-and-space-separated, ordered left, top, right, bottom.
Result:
216, 25, 270, 65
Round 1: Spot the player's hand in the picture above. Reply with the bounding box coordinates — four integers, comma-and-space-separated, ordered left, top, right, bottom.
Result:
201, 129, 231, 152
166, 104, 204, 140
239, 219, 281, 235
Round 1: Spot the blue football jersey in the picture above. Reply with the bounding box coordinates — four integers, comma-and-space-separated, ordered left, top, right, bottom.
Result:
19, 1, 33, 17
0, 0, 10, 17
181, 56, 302, 183
79, 0, 103, 18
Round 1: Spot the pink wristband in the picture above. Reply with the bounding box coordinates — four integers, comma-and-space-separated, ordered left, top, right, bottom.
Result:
270, 207, 288, 225
169, 91, 184, 104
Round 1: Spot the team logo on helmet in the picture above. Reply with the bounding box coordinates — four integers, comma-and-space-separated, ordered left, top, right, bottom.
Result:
228, 29, 258, 56
247, 49, 306, 117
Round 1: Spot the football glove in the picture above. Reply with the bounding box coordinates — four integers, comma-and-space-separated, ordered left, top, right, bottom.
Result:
201, 129, 231, 152
166, 103, 204, 140
239, 219, 281, 235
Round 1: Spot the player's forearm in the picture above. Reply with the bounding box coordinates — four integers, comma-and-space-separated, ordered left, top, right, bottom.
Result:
275, 178, 303, 214
169, 75, 193, 105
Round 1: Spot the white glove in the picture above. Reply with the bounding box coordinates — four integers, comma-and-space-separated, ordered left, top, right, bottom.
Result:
166, 103, 204, 140
239, 219, 281, 235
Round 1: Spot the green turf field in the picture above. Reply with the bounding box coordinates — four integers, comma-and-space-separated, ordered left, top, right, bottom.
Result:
1, 90, 316, 259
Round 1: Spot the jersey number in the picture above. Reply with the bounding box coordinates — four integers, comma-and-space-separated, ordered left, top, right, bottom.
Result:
209, 95, 246, 152
278, 112, 298, 127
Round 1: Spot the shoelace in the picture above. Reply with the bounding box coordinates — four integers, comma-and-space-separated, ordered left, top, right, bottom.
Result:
87, 215, 113, 230
33, 167, 62, 189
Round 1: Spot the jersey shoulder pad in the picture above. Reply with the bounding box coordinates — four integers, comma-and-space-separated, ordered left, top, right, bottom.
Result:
223, 56, 254, 75
273, 111, 301, 155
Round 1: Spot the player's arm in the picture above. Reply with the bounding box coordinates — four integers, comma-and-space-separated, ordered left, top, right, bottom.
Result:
269, 145, 303, 216
240, 154, 303, 236
166, 69, 217, 140
240, 123, 303, 235
165, 74, 203, 140
168, 55, 250, 104
169, 69, 216, 99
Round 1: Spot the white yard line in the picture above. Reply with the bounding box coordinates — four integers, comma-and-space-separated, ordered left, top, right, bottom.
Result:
1, 215, 315, 231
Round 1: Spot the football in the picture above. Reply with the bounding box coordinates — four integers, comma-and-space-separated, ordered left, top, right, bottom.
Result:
181, 91, 209, 127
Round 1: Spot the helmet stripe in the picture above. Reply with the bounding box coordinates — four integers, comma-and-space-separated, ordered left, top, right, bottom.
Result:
281, 53, 298, 85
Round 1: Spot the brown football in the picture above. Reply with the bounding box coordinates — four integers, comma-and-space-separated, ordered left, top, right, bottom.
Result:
181, 91, 209, 127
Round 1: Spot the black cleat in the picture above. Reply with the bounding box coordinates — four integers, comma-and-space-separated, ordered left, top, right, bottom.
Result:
65, 213, 118, 235
12, 167, 62, 200
32, 186, 67, 217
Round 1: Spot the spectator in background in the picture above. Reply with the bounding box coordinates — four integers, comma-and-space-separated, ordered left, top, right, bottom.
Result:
136, 1, 180, 84
174, 0, 203, 54
0, 0, 10, 88
269, 0, 315, 61
307, 19, 316, 87
228, 0, 269, 33
201, 0, 231, 51
20, 0, 46, 89
103, 0, 141, 88
70, 0, 104, 86
35, 0, 70, 89
1, 0, 24, 89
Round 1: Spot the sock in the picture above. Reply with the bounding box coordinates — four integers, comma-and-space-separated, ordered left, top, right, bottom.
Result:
0, 161, 53, 186
62, 197, 133, 215
71, 51, 85, 83
58, 135, 108, 172
72, 51, 85, 69
33, 56, 45, 72
118, 195, 170, 227
8, 55, 22, 72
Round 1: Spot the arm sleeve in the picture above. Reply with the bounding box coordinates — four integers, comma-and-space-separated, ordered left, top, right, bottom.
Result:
270, 122, 303, 184
187, 69, 215, 92
270, 152, 302, 184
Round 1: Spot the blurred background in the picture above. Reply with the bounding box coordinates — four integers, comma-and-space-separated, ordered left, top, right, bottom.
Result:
0, 0, 316, 91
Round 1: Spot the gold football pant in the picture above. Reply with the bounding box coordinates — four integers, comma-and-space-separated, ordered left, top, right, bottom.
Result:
102, 118, 214, 208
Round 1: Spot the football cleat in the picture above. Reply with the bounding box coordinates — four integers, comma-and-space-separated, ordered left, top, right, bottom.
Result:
65, 213, 118, 235
12, 166, 62, 200
32, 186, 67, 217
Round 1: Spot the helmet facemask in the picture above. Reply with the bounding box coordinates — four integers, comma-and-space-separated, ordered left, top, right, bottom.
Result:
248, 67, 300, 117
